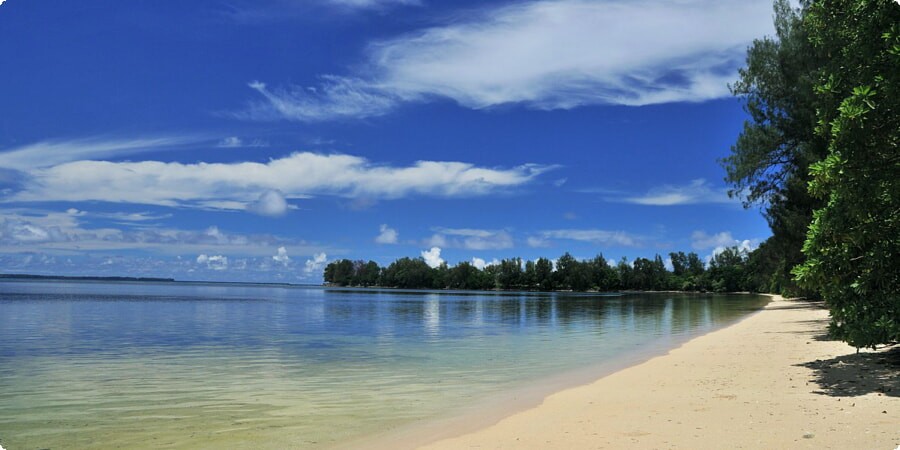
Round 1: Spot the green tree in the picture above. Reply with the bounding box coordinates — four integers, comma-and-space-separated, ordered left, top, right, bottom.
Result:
534, 257, 554, 291
355, 260, 381, 286
497, 258, 523, 290
708, 247, 749, 293
669, 252, 688, 277
589, 254, 618, 291
616, 257, 634, 290
323, 259, 355, 286
723, 0, 827, 296
449, 261, 480, 290
793, 0, 900, 349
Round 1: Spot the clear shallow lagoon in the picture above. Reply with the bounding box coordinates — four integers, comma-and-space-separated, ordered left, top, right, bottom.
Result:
0, 281, 767, 449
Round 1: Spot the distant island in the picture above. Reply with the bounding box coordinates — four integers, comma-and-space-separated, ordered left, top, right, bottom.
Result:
324, 248, 762, 294
0, 274, 177, 283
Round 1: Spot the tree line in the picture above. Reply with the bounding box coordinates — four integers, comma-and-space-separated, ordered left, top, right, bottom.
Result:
723, 0, 897, 348
324, 247, 766, 293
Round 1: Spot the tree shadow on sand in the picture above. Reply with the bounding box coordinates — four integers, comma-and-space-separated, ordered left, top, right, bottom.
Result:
798, 346, 900, 397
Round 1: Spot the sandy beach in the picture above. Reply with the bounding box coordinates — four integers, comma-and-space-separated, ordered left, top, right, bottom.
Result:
392, 296, 898, 449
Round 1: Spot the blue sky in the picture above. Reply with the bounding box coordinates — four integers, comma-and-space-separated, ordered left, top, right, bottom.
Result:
0, 0, 776, 282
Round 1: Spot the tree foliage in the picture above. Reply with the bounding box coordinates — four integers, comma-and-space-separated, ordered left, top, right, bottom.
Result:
723, 0, 827, 296
792, 0, 900, 349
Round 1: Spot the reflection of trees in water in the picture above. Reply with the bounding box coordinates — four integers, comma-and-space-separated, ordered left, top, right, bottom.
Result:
320, 290, 767, 339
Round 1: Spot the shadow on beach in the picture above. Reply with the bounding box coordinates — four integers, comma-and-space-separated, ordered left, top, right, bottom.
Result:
767, 299, 828, 311
798, 346, 900, 398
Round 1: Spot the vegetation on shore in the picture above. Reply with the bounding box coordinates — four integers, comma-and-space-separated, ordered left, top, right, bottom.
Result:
325, 247, 764, 293
723, 0, 898, 349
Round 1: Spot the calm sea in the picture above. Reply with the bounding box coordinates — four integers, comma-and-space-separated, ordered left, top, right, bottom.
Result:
0, 280, 767, 449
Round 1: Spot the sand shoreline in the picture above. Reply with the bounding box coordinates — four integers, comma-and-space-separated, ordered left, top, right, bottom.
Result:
357, 295, 898, 449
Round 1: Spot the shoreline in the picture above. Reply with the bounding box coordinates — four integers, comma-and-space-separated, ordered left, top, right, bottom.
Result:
342, 295, 772, 450
355, 295, 898, 449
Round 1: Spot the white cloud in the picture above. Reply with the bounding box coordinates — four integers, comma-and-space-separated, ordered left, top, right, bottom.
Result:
691, 230, 739, 250
272, 246, 291, 266
325, 0, 419, 9
216, 136, 269, 148
0, 210, 324, 256
305, 252, 328, 274
0, 136, 199, 170
526, 236, 551, 248
95, 211, 173, 222
428, 227, 514, 250
425, 233, 447, 248
218, 137, 244, 148
247, 190, 289, 217
421, 247, 444, 268
375, 224, 398, 244
197, 254, 229, 271
245, 0, 774, 121
539, 229, 643, 247
471, 257, 500, 270
9, 152, 552, 209
692, 230, 761, 263
243, 79, 399, 122
621, 179, 732, 206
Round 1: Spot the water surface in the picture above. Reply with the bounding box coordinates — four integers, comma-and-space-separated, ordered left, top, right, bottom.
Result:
0, 281, 767, 449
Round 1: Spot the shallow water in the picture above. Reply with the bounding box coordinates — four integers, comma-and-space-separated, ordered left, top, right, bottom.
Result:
0, 281, 767, 449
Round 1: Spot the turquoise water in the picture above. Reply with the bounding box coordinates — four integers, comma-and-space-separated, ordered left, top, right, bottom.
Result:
0, 281, 767, 449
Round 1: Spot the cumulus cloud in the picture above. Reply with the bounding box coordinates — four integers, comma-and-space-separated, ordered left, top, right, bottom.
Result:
8, 152, 552, 209
247, 190, 289, 217
375, 224, 398, 244
538, 229, 643, 247
691, 230, 761, 263
197, 254, 229, 270
304, 252, 328, 274
471, 257, 500, 270
244, 0, 774, 121
427, 227, 514, 250
620, 179, 732, 206
421, 247, 444, 268
272, 246, 291, 266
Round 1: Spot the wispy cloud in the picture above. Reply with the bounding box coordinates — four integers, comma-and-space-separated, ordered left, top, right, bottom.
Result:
0, 136, 201, 170
536, 229, 644, 247
223, 0, 419, 24
427, 227, 514, 250
216, 136, 269, 148
7, 151, 554, 210
242, 0, 774, 121
0, 210, 325, 256
325, 0, 420, 11
617, 179, 732, 206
